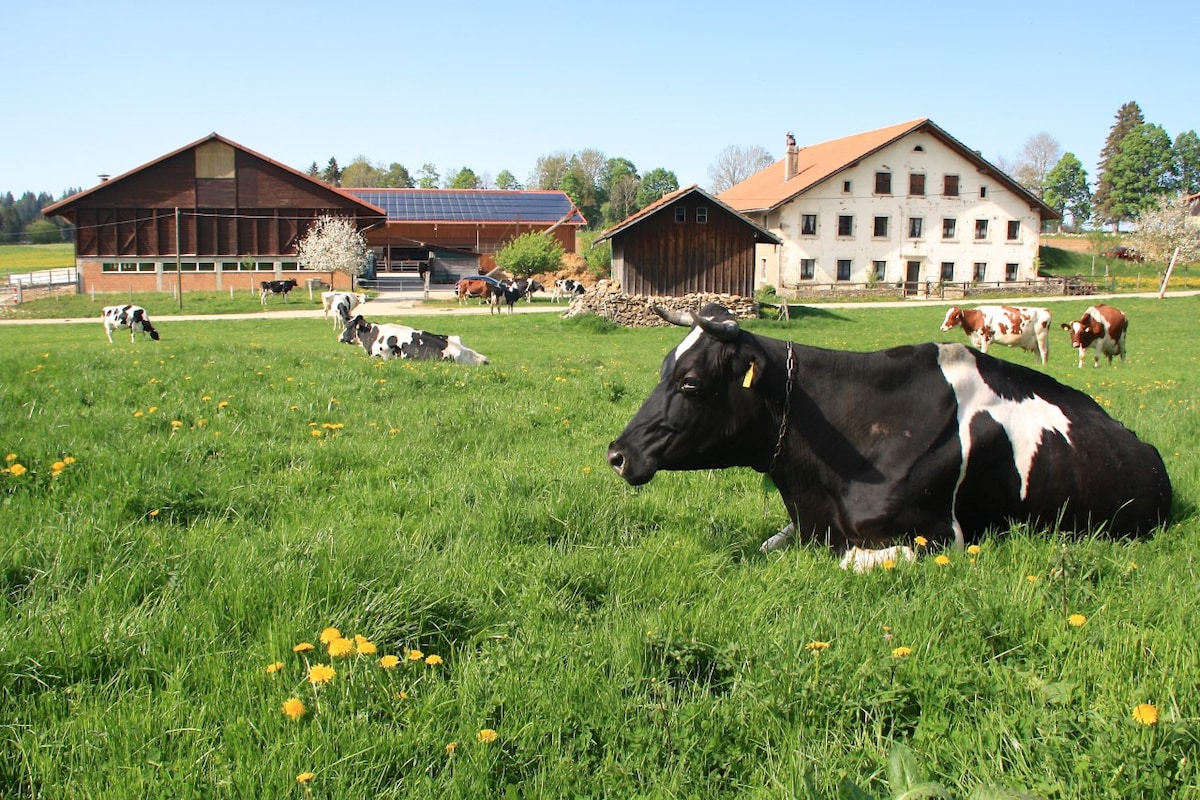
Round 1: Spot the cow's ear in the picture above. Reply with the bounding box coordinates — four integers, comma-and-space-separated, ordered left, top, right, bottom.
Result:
740, 357, 763, 389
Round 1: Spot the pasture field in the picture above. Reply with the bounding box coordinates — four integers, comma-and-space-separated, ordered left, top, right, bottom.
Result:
2, 297, 1199, 799
0, 244, 74, 273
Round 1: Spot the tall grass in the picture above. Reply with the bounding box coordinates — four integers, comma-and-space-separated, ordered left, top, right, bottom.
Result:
1, 299, 1198, 798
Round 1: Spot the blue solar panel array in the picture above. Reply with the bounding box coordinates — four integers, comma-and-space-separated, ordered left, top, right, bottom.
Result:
347, 190, 583, 224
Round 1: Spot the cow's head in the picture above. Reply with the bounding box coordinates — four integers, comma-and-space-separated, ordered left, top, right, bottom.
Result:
607, 303, 777, 485
339, 314, 371, 346
443, 335, 490, 365
1061, 317, 1101, 350
940, 307, 964, 331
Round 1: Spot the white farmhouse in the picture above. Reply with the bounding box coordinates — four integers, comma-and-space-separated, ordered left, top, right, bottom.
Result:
719, 119, 1060, 294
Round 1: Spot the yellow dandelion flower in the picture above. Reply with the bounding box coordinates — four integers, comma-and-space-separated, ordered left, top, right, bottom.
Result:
306, 664, 336, 684
379, 654, 400, 669
297, 772, 315, 784
170, 420, 183, 429
148, 508, 160, 517
327, 637, 355, 658
51, 461, 65, 471
1068, 613, 1087, 627
407, 649, 425, 661
425, 654, 444, 666
477, 729, 499, 744
202, 395, 212, 401
1133, 703, 1159, 726
63, 456, 75, 465
805, 641, 830, 651
134, 411, 145, 418
147, 406, 158, 413
319, 627, 341, 644
4, 453, 15, 462
354, 635, 377, 655
217, 401, 229, 409
1026, 574, 1038, 583
389, 428, 400, 434
281, 697, 306, 720
967, 544, 981, 555
265, 661, 285, 674
892, 646, 913, 658
8, 463, 27, 477
882, 559, 896, 570
935, 554, 951, 566
445, 741, 458, 754
914, 536, 928, 547
293, 642, 314, 653
311, 429, 323, 437
395, 690, 408, 700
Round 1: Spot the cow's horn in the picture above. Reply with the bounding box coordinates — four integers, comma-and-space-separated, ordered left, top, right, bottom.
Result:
695, 308, 740, 341
653, 304, 696, 328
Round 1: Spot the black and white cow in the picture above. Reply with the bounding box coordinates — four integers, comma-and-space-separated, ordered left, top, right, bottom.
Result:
339, 315, 489, 365
322, 291, 367, 330
260, 279, 299, 304
552, 279, 586, 302
504, 277, 544, 302
102, 304, 160, 343
607, 303, 1171, 567
490, 283, 525, 314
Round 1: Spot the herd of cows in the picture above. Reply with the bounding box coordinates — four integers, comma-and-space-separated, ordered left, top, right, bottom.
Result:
99, 293, 1170, 568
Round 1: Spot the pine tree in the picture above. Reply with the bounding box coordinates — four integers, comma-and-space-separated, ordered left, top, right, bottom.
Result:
1093, 102, 1145, 229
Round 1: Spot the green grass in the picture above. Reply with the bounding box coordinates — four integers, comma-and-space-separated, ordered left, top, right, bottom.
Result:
0, 243, 74, 272
1, 299, 1199, 798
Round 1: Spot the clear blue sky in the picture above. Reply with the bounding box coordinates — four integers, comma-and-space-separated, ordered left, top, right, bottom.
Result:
4, 0, 1196, 199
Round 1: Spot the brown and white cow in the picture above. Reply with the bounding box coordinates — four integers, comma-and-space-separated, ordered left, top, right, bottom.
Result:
940, 305, 1052, 364
1061, 304, 1128, 368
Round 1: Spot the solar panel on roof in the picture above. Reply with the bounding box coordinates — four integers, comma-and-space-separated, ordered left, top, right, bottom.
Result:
347, 190, 582, 223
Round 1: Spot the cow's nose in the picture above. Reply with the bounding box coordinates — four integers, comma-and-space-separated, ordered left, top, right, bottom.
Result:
607, 445, 626, 475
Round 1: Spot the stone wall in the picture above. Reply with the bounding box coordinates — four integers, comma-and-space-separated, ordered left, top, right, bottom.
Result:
561, 280, 757, 327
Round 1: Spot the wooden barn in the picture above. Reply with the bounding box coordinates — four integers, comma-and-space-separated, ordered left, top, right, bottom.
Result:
42, 133, 387, 295
595, 185, 781, 297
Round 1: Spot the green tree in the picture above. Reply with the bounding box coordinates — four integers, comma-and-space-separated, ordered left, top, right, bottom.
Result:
493, 231, 564, 277
1043, 153, 1092, 232
1093, 101, 1145, 228
340, 156, 383, 188
381, 162, 414, 188
495, 169, 522, 190
320, 157, 342, 186
1101, 124, 1176, 229
635, 168, 679, 209
448, 167, 480, 189
416, 163, 439, 189
600, 158, 640, 226
1173, 130, 1200, 195
306, 162, 320, 178
531, 152, 570, 190
24, 218, 62, 244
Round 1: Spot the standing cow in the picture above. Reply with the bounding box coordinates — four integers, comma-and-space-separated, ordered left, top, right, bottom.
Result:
1062, 304, 1128, 368
940, 305, 1051, 364
260, 279, 299, 304
102, 304, 160, 343
607, 304, 1170, 565
322, 291, 367, 330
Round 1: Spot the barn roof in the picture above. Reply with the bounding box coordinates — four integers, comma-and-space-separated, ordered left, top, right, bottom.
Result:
345, 189, 587, 226
594, 184, 782, 245
42, 133, 385, 219
719, 118, 1059, 221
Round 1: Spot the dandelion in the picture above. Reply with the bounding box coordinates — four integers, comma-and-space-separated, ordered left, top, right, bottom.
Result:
476, 729, 499, 744
311, 430, 323, 438
379, 655, 400, 669
63, 456, 75, 465
293, 642, 314, 653
892, 646, 913, 658
1068, 613, 1087, 628
5, 453, 16, 462
425, 654, 444, 666
170, 420, 183, 429
307, 664, 336, 684
882, 559, 896, 570
7, 463, 27, 477
935, 554, 951, 566
148, 508, 160, 517
407, 649, 425, 662
218, 401, 229, 409
805, 641, 830, 652
354, 635, 377, 655
327, 637, 355, 658
319, 627, 341, 644
1026, 574, 1038, 583
967, 544, 981, 555
445, 742, 459, 754
914, 536, 928, 547
202, 395, 212, 401
134, 411, 145, 418
51, 461, 65, 472
1133, 703, 1159, 726
297, 772, 315, 784
148, 406, 158, 413
282, 697, 306, 720
265, 661, 285, 674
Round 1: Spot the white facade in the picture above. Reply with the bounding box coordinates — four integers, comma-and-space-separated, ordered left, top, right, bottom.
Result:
750, 130, 1045, 292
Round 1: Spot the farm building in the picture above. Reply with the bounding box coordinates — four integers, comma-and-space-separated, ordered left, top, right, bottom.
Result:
42, 134, 585, 295
719, 120, 1060, 295
594, 185, 781, 297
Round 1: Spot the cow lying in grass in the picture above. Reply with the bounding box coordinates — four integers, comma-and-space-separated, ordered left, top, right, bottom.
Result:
102, 304, 160, 343
339, 315, 489, 364
608, 303, 1171, 570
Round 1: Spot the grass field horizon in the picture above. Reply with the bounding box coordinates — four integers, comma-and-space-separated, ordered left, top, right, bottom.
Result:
2, 296, 1198, 798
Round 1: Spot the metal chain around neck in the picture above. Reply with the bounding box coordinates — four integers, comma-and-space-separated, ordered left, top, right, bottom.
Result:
768, 341, 795, 475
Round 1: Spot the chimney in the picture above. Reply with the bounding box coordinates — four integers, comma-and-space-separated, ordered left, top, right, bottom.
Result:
784, 132, 798, 182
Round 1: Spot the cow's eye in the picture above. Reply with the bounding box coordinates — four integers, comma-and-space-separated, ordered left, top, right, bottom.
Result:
680, 376, 702, 394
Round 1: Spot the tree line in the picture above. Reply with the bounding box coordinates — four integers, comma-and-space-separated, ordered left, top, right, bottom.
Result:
0, 190, 76, 245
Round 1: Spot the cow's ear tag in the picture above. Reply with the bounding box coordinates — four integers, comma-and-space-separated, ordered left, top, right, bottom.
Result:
742, 361, 756, 389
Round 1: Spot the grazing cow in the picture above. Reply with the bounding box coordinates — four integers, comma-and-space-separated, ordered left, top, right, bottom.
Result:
260, 279, 299, 304
339, 315, 489, 365
1062, 304, 1128, 368
607, 303, 1171, 565
322, 291, 367, 330
940, 305, 1052, 364
505, 277, 544, 302
456, 277, 496, 305
552, 279, 587, 302
490, 283, 525, 314
102, 304, 160, 343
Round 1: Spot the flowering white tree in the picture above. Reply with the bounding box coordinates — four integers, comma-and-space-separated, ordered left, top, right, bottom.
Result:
1129, 194, 1200, 264
296, 215, 367, 287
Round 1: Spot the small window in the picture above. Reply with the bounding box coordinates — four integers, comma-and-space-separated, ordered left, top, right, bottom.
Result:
873, 216, 889, 237
943, 175, 960, 197
872, 260, 886, 280
1005, 263, 1018, 281
1007, 220, 1020, 240
101, 263, 118, 273
908, 217, 924, 239
842, 180, 852, 193
800, 259, 816, 280
942, 218, 956, 239
913, 145, 924, 152
837, 215, 853, 237
975, 219, 989, 240
281, 262, 299, 271
980, 186, 988, 199
875, 172, 892, 194
801, 214, 817, 235
836, 259, 852, 281
696, 206, 708, 224
909, 174, 926, 196
940, 262, 955, 281
674, 207, 686, 223
973, 262, 987, 282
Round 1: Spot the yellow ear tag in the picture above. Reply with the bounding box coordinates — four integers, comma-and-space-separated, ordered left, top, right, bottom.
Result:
742, 361, 755, 389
